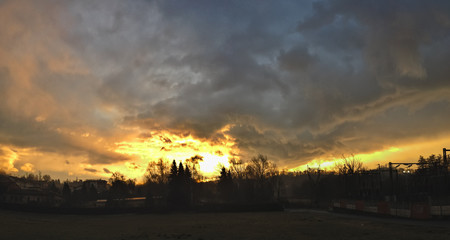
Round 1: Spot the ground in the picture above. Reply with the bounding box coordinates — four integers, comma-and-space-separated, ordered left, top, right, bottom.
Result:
0, 209, 449, 240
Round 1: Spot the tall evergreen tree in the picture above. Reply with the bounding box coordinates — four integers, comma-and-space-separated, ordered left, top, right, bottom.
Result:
184, 165, 193, 205
168, 160, 180, 208
178, 162, 185, 179
219, 167, 227, 181
170, 160, 178, 181
185, 166, 192, 182
218, 167, 234, 202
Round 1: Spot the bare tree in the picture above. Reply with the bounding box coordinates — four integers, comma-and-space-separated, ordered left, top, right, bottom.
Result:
109, 172, 126, 183
306, 165, 322, 206
42, 174, 51, 182
108, 172, 130, 200
145, 158, 169, 184
229, 158, 246, 180
247, 154, 276, 180
267, 162, 279, 178
185, 155, 204, 182
244, 154, 280, 201
306, 165, 321, 184
334, 154, 364, 175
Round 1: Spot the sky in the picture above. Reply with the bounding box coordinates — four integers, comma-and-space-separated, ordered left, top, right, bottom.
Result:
1, 0, 450, 181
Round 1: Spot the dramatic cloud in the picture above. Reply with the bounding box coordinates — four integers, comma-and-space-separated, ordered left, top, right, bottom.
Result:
0, 0, 449, 179
20, 163, 35, 173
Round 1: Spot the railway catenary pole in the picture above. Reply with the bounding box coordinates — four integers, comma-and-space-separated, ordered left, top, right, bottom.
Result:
444, 148, 448, 166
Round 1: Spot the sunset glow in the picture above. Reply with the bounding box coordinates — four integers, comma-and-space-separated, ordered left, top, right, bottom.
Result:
111, 127, 237, 180
1, 0, 450, 182
293, 135, 450, 172
2, 2, 450, 239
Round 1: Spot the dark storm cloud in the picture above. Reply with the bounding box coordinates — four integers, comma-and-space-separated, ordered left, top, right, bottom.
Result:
1, 0, 450, 172
67, 0, 450, 166
144, 0, 449, 165
0, 0, 130, 167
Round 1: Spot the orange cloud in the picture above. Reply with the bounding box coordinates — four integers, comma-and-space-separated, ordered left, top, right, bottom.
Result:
20, 163, 35, 173
0, 145, 19, 173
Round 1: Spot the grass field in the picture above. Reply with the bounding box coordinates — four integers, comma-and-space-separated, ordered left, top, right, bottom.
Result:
0, 209, 449, 240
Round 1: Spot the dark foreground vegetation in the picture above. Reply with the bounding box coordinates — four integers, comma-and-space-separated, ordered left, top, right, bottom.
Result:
1, 151, 450, 215
0, 154, 284, 213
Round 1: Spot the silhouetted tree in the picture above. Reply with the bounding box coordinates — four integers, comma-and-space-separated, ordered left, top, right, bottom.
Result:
186, 155, 204, 181
185, 165, 192, 181
144, 159, 170, 208
81, 182, 89, 201
48, 181, 59, 193
126, 179, 136, 195
168, 160, 180, 208
62, 182, 71, 205
108, 172, 130, 202
178, 162, 185, 179
88, 184, 98, 200
229, 158, 246, 180
26, 173, 37, 181
248, 154, 271, 180
333, 155, 365, 199
241, 154, 279, 202
145, 158, 169, 184
169, 160, 178, 183
228, 158, 247, 201
218, 167, 234, 202
167, 161, 193, 209
335, 154, 364, 175
306, 166, 322, 206
42, 174, 51, 182
183, 165, 193, 205
418, 154, 446, 175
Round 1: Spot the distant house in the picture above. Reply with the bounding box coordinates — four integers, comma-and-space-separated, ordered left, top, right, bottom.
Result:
67, 180, 84, 192
67, 179, 108, 194
0, 175, 21, 199
84, 179, 108, 193
0, 175, 63, 207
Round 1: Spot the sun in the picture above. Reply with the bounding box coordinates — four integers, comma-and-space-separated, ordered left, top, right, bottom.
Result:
197, 153, 230, 176
109, 126, 238, 180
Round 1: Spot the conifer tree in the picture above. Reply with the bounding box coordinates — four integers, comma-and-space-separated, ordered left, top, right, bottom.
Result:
178, 162, 185, 179
218, 167, 234, 202
169, 160, 178, 182
184, 165, 193, 205
168, 160, 179, 208
185, 165, 192, 182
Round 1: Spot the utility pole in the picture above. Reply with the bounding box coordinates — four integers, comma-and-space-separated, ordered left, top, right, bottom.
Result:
444, 148, 448, 166
389, 162, 393, 201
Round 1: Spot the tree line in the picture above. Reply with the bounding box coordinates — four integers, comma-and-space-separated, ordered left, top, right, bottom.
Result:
143, 154, 281, 210
2, 152, 450, 210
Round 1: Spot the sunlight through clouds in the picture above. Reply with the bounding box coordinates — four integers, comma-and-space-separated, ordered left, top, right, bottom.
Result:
0, 0, 450, 181
112, 126, 238, 179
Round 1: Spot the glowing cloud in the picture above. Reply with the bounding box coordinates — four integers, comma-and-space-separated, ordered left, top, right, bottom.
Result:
0, 145, 19, 173
20, 163, 35, 173
1, 0, 450, 181
112, 126, 237, 179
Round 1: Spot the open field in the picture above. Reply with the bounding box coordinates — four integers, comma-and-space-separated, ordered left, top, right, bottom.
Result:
0, 209, 449, 240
